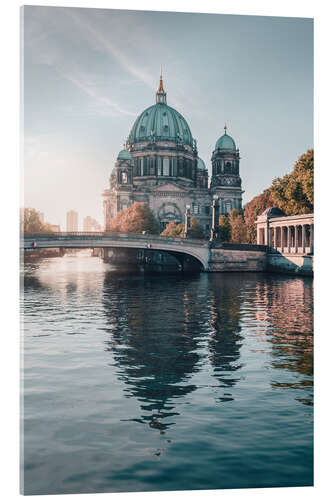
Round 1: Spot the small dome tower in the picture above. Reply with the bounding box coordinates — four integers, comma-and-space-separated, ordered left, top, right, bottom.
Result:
210, 125, 243, 214
114, 148, 134, 187
196, 157, 208, 189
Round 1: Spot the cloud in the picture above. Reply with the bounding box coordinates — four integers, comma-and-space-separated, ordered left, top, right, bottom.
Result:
63, 8, 156, 91
23, 6, 140, 118
54, 67, 137, 117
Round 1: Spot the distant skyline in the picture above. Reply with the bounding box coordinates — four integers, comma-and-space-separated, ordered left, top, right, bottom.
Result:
23, 6, 313, 230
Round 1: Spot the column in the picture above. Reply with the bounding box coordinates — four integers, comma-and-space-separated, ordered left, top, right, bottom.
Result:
273, 227, 278, 250
294, 225, 298, 253
287, 226, 291, 253
257, 225, 260, 245
310, 223, 314, 253
266, 221, 270, 247
184, 206, 191, 239
210, 198, 219, 241
281, 227, 285, 253
302, 225, 306, 253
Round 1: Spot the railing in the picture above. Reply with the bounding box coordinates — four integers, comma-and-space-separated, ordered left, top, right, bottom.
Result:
22, 232, 210, 247
211, 241, 267, 252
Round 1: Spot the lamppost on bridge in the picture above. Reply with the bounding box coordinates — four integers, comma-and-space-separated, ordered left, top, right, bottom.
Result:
210, 194, 219, 242
184, 204, 191, 238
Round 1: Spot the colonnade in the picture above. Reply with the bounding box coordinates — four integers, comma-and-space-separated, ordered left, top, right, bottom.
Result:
256, 213, 314, 255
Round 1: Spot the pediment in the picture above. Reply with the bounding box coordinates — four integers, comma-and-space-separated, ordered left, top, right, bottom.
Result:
153, 182, 189, 193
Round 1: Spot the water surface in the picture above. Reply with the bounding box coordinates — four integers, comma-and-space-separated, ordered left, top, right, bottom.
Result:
22, 256, 313, 494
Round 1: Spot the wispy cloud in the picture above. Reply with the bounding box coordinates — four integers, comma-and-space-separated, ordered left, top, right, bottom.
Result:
24, 6, 140, 118
63, 8, 156, 92
54, 66, 137, 117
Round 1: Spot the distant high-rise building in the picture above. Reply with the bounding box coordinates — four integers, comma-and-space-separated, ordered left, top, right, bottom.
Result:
66, 210, 78, 232
83, 216, 102, 232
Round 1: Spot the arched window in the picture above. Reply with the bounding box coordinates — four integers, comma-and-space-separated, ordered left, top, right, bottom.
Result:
150, 157, 155, 176
173, 157, 178, 176
122, 172, 128, 184
163, 158, 170, 176
157, 157, 162, 176
143, 157, 148, 176
178, 158, 184, 177
225, 161, 231, 174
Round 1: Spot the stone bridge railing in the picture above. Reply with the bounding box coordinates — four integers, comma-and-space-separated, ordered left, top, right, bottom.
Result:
22, 232, 273, 273
22, 232, 211, 270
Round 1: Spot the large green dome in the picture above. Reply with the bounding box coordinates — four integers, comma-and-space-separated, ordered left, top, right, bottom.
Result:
128, 75, 194, 148
128, 103, 193, 147
215, 127, 236, 150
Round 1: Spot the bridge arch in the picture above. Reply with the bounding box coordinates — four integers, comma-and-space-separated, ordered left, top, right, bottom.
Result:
22, 233, 210, 271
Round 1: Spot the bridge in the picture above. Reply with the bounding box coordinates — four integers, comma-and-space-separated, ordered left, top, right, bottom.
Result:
22, 232, 211, 271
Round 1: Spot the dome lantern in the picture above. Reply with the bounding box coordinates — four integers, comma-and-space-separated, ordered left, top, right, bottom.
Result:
156, 69, 167, 105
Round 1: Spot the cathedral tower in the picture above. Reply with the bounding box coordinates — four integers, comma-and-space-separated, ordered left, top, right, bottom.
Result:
210, 126, 243, 214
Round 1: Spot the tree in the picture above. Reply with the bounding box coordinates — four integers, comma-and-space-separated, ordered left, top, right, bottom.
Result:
218, 215, 231, 242
161, 221, 184, 238
270, 149, 314, 215
107, 202, 159, 234
229, 209, 248, 243
243, 189, 275, 243
188, 217, 205, 239
161, 217, 205, 239
22, 208, 55, 233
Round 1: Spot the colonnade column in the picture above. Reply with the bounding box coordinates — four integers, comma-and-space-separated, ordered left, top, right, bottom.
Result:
287, 226, 291, 253
310, 224, 314, 254
294, 225, 298, 253
302, 225, 306, 253
273, 227, 278, 250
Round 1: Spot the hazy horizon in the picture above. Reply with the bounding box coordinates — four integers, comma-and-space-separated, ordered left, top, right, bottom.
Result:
23, 6, 313, 230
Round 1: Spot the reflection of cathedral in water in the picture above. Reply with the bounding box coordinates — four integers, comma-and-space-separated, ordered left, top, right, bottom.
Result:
207, 275, 243, 400
102, 273, 244, 429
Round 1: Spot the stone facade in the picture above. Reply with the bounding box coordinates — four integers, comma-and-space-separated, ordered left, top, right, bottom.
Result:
209, 248, 267, 272
102, 75, 243, 236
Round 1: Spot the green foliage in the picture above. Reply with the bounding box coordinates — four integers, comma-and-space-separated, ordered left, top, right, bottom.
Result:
22, 208, 54, 233
243, 189, 275, 243
107, 202, 160, 234
229, 209, 248, 243
241, 149, 314, 242
218, 215, 231, 242
270, 149, 314, 215
161, 217, 204, 239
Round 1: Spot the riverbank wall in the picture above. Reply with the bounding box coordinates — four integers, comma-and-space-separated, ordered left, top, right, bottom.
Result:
208, 245, 267, 272
208, 243, 313, 275
267, 253, 313, 276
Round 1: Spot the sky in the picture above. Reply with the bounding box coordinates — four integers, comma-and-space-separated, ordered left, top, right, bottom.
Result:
23, 6, 313, 230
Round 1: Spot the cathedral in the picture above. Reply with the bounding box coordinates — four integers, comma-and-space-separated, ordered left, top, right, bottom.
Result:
102, 74, 243, 237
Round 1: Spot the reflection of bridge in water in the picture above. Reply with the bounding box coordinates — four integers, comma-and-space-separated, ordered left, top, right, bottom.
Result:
22, 232, 210, 271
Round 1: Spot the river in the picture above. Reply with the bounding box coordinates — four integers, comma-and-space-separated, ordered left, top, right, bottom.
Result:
21, 255, 313, 495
